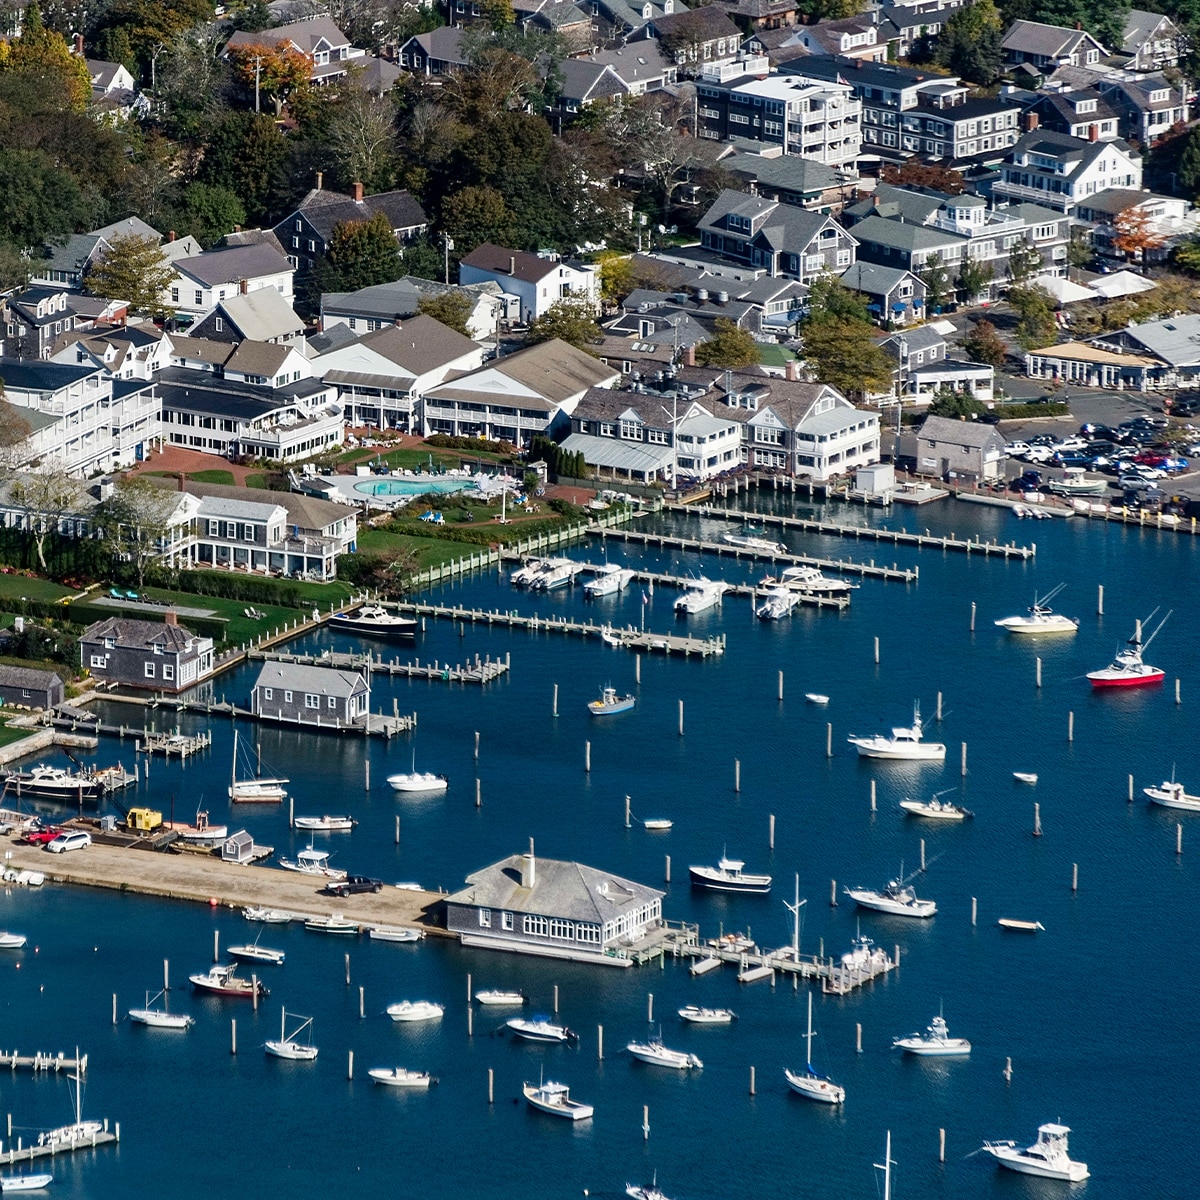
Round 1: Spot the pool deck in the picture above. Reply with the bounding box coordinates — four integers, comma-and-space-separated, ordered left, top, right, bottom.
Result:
318, 471, 487, 509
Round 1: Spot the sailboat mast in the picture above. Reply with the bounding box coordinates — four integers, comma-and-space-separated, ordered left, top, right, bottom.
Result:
231, 729, 237, 791
885, 1131, 892, 1200
793, 873, 800, 958
805, 991, 814, 1065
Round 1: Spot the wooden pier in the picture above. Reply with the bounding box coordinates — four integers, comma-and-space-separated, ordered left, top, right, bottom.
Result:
0, 1123, 118, 1165
138, 729, 211, 759
664, 503, 1037, 560
248, 647, 510, 685
0, 1050, 87, 1074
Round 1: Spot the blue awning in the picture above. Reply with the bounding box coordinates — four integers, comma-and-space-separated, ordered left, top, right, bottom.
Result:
892, 302, 907, 312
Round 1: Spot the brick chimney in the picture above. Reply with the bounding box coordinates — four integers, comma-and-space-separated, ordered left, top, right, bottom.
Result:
240, 279, 249, 294
1089, 124, 1098, 142
72, 32, 83, 55
168, 230, 176, 242
352, 181, 364, 202
164, 610, 178, 626
1025, 112, 1039, 132
1075, 19, 1081, 28
315, 170, 323, 190
683, 344, 696, 367
177, 472, 186, 490
784, 358, 800, 381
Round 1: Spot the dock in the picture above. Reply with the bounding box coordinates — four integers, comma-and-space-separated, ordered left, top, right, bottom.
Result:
0, 1050, 87, 1074
248, 647, 510, 685
0, 1123, 118, 1165
664, 503, 1037, 560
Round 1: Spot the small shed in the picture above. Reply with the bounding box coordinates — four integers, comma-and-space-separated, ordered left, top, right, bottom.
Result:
854, 463, 895, 502
0, 665, 65, 710
222, 830, 254, 864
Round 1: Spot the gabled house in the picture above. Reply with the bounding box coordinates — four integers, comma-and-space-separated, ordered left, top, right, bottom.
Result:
914, 414, 1004, 482
641, 7, 744, 74
51, 325, 171, 381
554, 43, 678, 120
1000, 20, 1107, 71
458, 244, 599, 322
1118, 9, 1182, 71
224, 17, 366, 84
593, 0, 678, 41
1023, 88, 1119, 142
320, 277, 506, 342
784, 15, 885, 61
718, 148, 856, 213
29, 235, 108, 291
1074, 189, 1196, 264
80, 614, 215, 694
168, 244, 296, 320
398, 26, 470, 76
1095, 75, 1188, 147
250, 662, 369, 727
512, 0, 593, 43
839, 261, 925, 325
2, 288, 78, 358
991, 129, 1141, 214
0, 665, 64, 711
189, 288, 305, 346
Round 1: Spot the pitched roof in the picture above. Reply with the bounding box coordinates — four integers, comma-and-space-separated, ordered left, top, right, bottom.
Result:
839, 260, 920, 294
91, 216, 160, 242
286, 188, 428, 241
147, 476, 354, 533
1001, 19, 1106, 57
1122, 8, 1175, 51
487, 339, 619, 402
358, 315, 480, 373
851, 214, 967, 253
223, 341, 293, 378
251, 661, 366, 696
35, 233, 105, 276
652, 5, 741, 41
214, 288, 304, 341
0, 665, 63, 690
459, 243, 565, 284
80, 617, 204, 651
719, 150, 844, 198
410, 25, 470, 62
558, 58, 628, 104
223, 228, 289, 256
226, 16, 351, 54
698, 189, 834, 251
917, 414, 1002, 447
174, 244, 293, 287
584, 41, 675, 80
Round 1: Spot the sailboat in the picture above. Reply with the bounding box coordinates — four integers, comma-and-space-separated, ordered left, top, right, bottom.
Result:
264, 1009, 318, 1060
784, 991, 845, 1103
228, 729, 288, 802
128, 989, 194, 1029
38, 1053, 104, 1146
387, 746, 448, 794
875, 1131, 895, 1200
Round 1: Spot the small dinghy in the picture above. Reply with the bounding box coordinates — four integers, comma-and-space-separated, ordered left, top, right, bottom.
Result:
998, 918, 1044, 932
1012, 772, 1038, 784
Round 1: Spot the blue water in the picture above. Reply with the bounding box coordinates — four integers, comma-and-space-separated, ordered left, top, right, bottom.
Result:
353, 478, 475, 496
3, 495, 1198, 1198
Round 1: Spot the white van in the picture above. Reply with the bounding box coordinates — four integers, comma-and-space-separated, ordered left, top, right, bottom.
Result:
46, 831, 91, 854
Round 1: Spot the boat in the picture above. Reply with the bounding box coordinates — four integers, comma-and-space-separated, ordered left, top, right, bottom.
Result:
845, 866, 936, 918
1012, 772, 1038, 784
583, 564, 635, 597
983, 1123, 1089, 1182
1045, 469, 1108, 497
626, 1174, 671, 1200
707, 932, 755, 954
785, 992, 845, 1104
626, 1037, 702, 1070
387, 747, 449, 794
0, 1174, 54, 1192
587, 685, 635, 715
474, 989, 526, 1006
368, 1067, 437, 1088
723, 527, 786, 554
678, 1006, 735, 1025
689, 855, 771, 894
899, 790, 972, 821
0, 933, 27, 949
264, 1009, 318, 1061
228, 730, 288, 802
640, 817, 673, 831
2, 763, 106, 803
278, 846, 346, 880
522, 1078, 593, 1120
37, 1056, 103, 1150
998, 918, 1044, 932
189, 964, 269, 999
599, 625, 627, 648
368, 926, 424, 943
128, 990, 194, 1029
674, 576, 727, 615
529, 558, 578, 591
759, 564, 856, 598
994, 583, 1080, 635
848, 702, 946, 761
226, 932, 286, 965
893, 1009, 971, 1056
242, 906, 294, 924
510, 557, 548, 587
292, 815, 357, 832
304, 914, 359, 935
163, 809, 228, 844
840, 932, 891, 972
329, 603, 417, 638
1144, 775, 1200, 812
1087, 609, 1170, 688
387, 1000, 444, 1022
755, 585, 799, 620
507, 1017, 576, 1043
805, 693, 830, 705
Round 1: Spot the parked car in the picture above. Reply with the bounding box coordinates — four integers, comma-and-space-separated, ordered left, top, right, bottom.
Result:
1079, 423, 1116, 438
1171, 397, 1200, 417
1004, 440, 1031, 457
1023, 445, 1056, 464
46, 830, 91, 853
1053, 436, 1088, 452
1053, 452, 1090, 468
22, 826, 62, 846
323, 874, 383, 896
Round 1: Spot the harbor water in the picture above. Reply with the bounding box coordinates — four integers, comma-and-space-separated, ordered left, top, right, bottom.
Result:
2, 493, 1198, 1199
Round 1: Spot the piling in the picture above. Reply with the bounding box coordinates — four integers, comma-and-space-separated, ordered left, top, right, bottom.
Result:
870, 780, 876, 813
474, 731, 480, 761
830, 879, 837, 906
625, 795, 631, 828
213, 930, 219, 963
553, 984, 559, 1014
971, 896, 977, 926
647, 993, 653, 1023
920, 838, 926, 872
395, 815, 400, 844
961, 742, 967, 777
288, 796, 294, 826
873, 636, 880, 665
1177, 823, 1183, 856
112, 994, 117, 1025
231, 1019, 236, 1055
359, 986, 365, 1019
1004, 1056, 1013, 1082
1036, 657, 1042, 689
748, 1067, 755, 1096
467, 1006, 473, 1037
598, 1025, 603, 1062
344, 954, 351, 985
251, 975, 258, 1012
735, 759, 741, 792
1176, 679, 1182, 705
777, 670, 784, 701
970, 602, 976, 632
488, 1068, 494, 1103
635, 655, 641, 684
1097, 583, 1104, 615
364, 761, 370, 792
1033, 803, 1042, 837
347, 1050, 353, 1081
475, 779, 481, 809
936, 691, 942, 722
552, 684, 558, 717
1072, 863, 1078, 892
163, 958, 169, 993
856, 1023, 862, 1054
678, 699, 684, 736
939, 1128, 946, 1163
768, 813, 775, 850
1068, 711, 1074, 742
825, 723, 832, 758
1128, 774, 1135, 803
643, 1105, 650, 1140
664, 855, 671, 883
585, 741, 591, 773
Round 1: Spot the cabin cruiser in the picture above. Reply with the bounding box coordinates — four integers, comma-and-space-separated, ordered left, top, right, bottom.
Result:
848, 703, 945, 761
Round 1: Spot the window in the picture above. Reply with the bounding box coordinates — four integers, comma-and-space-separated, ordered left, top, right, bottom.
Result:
502, 912, 514, 931
478, 909, 491, 928
305, 693, 320, 709
264, 688, 273, 701
170, 287, 179, 303
144, 662, 156, 678
328, 696, 337, 709
194, 290, 203, 305
163, 665, 175, 681
523, 915, 548, 937
90, 654, 106, 668
215, 318, 223, 332
284, 690, 293, 702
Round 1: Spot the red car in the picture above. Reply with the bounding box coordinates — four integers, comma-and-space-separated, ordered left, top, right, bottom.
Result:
22, 826, 62, 845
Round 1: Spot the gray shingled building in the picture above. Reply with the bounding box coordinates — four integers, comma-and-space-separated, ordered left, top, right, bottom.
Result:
80, 614, 215, 693
250, 661, 369, 728
0, 665, 64, 710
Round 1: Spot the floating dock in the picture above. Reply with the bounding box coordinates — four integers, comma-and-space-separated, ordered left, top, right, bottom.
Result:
249, 648, 510, 685
0, 1123, 118, 1165
0, 1050, 87, 1074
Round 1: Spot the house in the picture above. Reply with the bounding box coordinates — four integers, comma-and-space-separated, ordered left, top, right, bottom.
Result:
1000, 20, 1107, 72
458, 244, 599, 323
85, 56, 135, 99
555, 58, 636, 121
2, 288, 79, 358
250, 661, 370, 727
1021, 88, 1119, 142
839, 261, 926, 324
511, 0, 593, 44
398, 26, 470, 76
718, 148, 857, 213
914, 414, 1005, 482
168, 244, 296, 321
80, 614, 215, 694
875, 5, 954, 60
709, 0, 800, 33
272, 179, 428, 274
641, 7, 744, 74
445, 843, 665, 966
1117, 9, 1182, 71
29, 234, 109, 291
592, 0, 678, 41
52, 325, 171, 381
880, 328, 994, 404
1074, 189, 1197, 264
991, 129, 1142, 214
188, 289, 305, 346
554, 44, 678, 120
694, 71, 862, 168
697, 190, 856, 281
224, 17, 366, 84
0, 666, 64, 711
784, 15, 886, 61
1094, 75, 1188, 147
320, 277, 506, 342
421, 338, 619, 444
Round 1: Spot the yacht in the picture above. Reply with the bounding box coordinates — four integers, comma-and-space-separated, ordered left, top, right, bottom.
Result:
848, 702, 945, 761
845, 869, 936, 918
583, 564, 635, 597
689, 855, 771, 894
523, 1079, 592, 1120
785, 993, 845, 1104
893, 1011, 970, 1056
983, 1123, 1089, 1182
507, 1017, 576, 1043
994, 583, 1079, 635
329, 604, 417, 638
2, 764, 106, 803
723, 527, 786, 554
755, 585, 799, 620
1087, 610, 1169, 688
1144, 777, 1200, 811
189, 964, 268, 999
899, 791, 972, 821
760, 564, 856, 598
674, 577, 727, 615
626, 1038, 702, 1070
530, 558, 579, 591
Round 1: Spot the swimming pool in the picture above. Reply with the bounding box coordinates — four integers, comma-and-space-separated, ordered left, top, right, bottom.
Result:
352, 477, 477, 497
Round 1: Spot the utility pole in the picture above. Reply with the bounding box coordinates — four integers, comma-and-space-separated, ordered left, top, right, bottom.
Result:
254, 54, 262, 114
442, 234, 454, 286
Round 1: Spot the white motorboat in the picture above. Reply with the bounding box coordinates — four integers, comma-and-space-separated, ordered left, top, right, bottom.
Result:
387, 1000, 444, 1023
642, 818, 673, 831
0, 1173, 54, 1192
1144, 776, 1200, 812
1045, 469, 1108, 497
848, 702, 945, 761
674, 576, 728, 615
723, 527, 786, 554
678, 1006, 735, 1025
893, 1011, 970, 1056
626, 1038, 702, 1070
292, 815, 356, 832
128, 990, 194, 1029
785, 992, 844, 1104
264, 1009, 318, 1061
507, 1017, 576, 1043
1087, 609, 1169, 689
1012, 772, 1038, 784
588, 685, 635, 715
998, 918, 1044, 932
584, 564, 635, 597
190, 964, 269, 999
805, 693, 830, 705
369, 1067, 436, 1088
227, 934, 285, 965
2, 763, 106, 802
368, 926, 424, 943
163, 809, 228, 843
523, 1078, 592, 1120
530, 558, 579, 591
388, 748, 448, 794
278, 846, 346, 880
845, 867, 936, 918
762, 564, 856, 598
840, 933, 891, 972
689, 855, 771, 894
474, 989, 526, 1006
899, 790, 972, 821
983, 1123, 1089, 1182
242, 906, 294, 924
228, 730, 288, 802
994, 583, 1079, 635
755, 585, 799, 620
626, 1176, 671, 1200
0, 932, 27, 949
303, 914, 359, 935
329, 604, 417, 638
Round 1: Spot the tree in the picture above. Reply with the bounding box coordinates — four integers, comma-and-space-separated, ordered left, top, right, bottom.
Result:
920, 260, 952, 312
1177, 122, 1200, 196
417, 292, 474, 338
197, 112, 288, 225
1008, 284, 1058, 352
441, 185, 517, 256
880, 160, 966, 195
326, 88, 398, 194
225, 40, 313, 107
1007, 241, 1044, 286
933, 0, 1003, 83
9, 471, 84, 571
595, 251, 634, 306
928, 386, 986, 419
957, 258, 994, 305
99, 476, 182, 589
0, 149, 92, 248
526, 297, 602, 351
692, 318, 759, 368
174, 182, 246, 248
1112, 205, 1166, 263
0, 400, 33, 468
319, 210, 403, 293
1066, 231, 1093, 270
0, 0, 92, 110
806, 273, 873, 324
800, 318, 893, 402
85, 234, 177, 317
961, 318, 1008, 368
1172, 236, 1200, 274
0, 244, 30, 291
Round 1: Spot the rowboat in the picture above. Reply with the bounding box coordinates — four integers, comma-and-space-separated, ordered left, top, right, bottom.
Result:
805, 693, 830, 705
0, 1173, 54, 1192
998, 918, 1044, 932
368, 926, 424, 943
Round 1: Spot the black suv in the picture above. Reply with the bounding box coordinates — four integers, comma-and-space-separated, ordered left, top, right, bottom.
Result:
323, 874, 384, 896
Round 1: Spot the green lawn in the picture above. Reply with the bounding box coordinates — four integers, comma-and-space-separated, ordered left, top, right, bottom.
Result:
0, 719, 34, 750
0, 575, 77, 602
244, 474, 270, 489
145, 469, 236, 486
354, 529, 472, 570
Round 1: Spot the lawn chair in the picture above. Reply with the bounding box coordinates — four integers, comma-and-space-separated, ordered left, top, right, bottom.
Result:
125, 589, 140, 601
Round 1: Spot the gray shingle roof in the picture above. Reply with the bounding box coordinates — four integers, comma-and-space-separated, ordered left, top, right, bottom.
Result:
917, 414, 1003, 447
251, 661, 365, 697
0, 665, 63, 690
358, 315, 480, 373
175, 244, 293, 287
288, 188, 428, 241
850, 214, 967, 254
459, 243, 564, 285
80, 617, 203, 651
212, 288, 304, 342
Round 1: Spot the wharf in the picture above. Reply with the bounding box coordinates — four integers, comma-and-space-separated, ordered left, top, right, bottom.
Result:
0, 1125, 118, 1165
248, 647, 510, 685
665, 503, 1036, 560
0, 1050, 87, 1074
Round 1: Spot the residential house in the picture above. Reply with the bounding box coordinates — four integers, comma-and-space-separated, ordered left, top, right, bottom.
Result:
168, 244, 295, 321
718, 147, 858, 212
876, 5, 955, 60
697, 189, 857, 281
592, 0, 678, 42
694, 70, 862, 168
914, 414, 1005, 481
224, 17, 366, 84
80, 614, 215, 694
29, 234, 109, 291
880, 326, 993, 405
398, 26, 470, 76
320, 277, 506, 342
421, 338, 619, 444
561, 387, 680, 481
312, 315, 485, 431
458, 244, 599, 322
556, 58, 636, 121
711, 0, 800, 33
1075, 189, 1197, 263
839, 261, 926, 324
0, 666, 64, 711
51, 325, 171, 382
1022, 88, 1119, 142
272, 179, 428, 274
188, 289, 306, 346
1118, 9, 1182, 70
85, 56, 137, 109
2, 288, 79, 358
250, 662, 370, 727
511, 0, 593, 44
445, 845, 665, 966
1095, 75, 1188, 146
784, 15, 886, 61
1000, 20, 1107, 72
641, 7, 744, 74
554, 43, 678, 120
991, 129, 1142, 213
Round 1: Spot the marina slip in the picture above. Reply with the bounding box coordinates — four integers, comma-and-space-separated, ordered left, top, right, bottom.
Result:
2, 488, 1199, 1200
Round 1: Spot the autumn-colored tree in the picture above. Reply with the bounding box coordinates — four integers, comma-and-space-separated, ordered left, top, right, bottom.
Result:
85, 233, 177, 318
694, 318, 760, 368
1112, 206, 1166, 263
595, 251, 634, 305
880, 159, 966, 196
226, 40, 314, 107
961, 319, 1008, 368
0, 0, 91, 110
